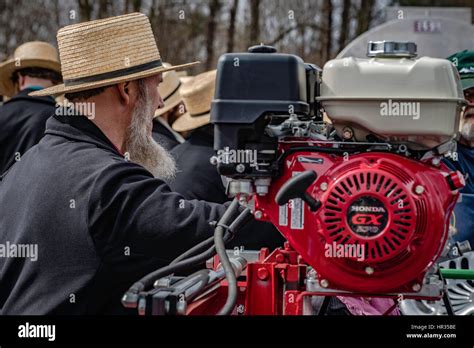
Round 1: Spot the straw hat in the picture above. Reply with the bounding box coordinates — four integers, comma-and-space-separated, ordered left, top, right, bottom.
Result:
172, 70, 216, 133
0, 41, 61, 97
154, 62, 186, 117
30, 13, 199, 97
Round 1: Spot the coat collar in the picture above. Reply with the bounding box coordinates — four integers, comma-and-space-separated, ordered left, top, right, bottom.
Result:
45, 115, 123, 156
5, 87, 56, 105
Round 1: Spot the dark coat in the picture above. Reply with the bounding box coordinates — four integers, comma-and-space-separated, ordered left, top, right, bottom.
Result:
151, 118, 181, 151
0, 87, 56, 174
0, 115, 227, 315
170, 127, 285, 251
444, 143, 474, 246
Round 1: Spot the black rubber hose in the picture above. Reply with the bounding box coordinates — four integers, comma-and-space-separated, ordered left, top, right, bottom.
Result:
171, 205, 253, 265
149, 207, 252, 288
123, 199, 242, 305
215, 207, 251, 315
170, 235, 215, 265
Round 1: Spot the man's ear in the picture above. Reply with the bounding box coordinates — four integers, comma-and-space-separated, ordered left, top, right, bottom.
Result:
116, 81, 131, 106
17, 74, 26, 91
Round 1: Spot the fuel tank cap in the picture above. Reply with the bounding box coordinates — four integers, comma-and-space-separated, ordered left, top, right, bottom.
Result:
248, 44, 277, 53
367, 41, 417, 58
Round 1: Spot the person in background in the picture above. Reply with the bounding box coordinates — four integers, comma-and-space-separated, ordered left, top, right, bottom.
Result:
170, 69, 286, 251
152, 62, 187, 150
0, 41, 62, 174
446, 50, 474, 246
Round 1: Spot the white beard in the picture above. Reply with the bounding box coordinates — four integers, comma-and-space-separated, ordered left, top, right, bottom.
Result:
124, 80, 177, 181
460, 117, 474, 143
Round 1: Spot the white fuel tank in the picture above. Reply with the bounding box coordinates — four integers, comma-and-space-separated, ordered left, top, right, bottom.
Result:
319, 41, 466, 150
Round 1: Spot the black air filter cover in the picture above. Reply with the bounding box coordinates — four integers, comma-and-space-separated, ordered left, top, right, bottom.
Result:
211, 47, 309, 125
211, 46, 309, 151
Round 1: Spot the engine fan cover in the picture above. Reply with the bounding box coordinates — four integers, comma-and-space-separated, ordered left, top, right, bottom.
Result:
255, 150, 459, 294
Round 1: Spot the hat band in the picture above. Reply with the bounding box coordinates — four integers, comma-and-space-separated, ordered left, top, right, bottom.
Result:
190, 109, 211, 118
163, 81, 181, 101
64, 59, 163, 87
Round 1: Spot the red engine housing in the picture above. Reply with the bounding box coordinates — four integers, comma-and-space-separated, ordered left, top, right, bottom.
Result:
253, 148, 459, 294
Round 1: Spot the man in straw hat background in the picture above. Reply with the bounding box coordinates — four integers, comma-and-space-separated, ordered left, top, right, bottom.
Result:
170, 70, 285, 251
0, 41, 62, 174
152, 62, 186, 151
0, 13, 229, 315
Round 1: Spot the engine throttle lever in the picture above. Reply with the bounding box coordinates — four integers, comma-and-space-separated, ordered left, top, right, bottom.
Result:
275, 170, 321, 212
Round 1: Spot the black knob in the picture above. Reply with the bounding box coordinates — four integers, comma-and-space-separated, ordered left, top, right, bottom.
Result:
248, 44, 277, 54
275, 170, 321, 212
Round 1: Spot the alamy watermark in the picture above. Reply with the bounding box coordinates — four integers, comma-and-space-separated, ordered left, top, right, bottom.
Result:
55, 100, 96, 119
18, 322, 55, 341
212, 147, 258, 166
324, 241, 365, 261
0, 241, 38, 262
380, 99, 420, 120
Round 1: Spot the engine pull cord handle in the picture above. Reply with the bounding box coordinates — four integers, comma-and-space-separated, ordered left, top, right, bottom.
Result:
275, 170, 321, 212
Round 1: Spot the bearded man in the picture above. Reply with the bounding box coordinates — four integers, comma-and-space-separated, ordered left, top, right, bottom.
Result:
0, 13, 227, 314
446, 50, 474, 246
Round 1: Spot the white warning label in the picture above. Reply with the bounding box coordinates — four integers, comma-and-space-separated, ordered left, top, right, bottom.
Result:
290, 198, 305, 229
279, 204, 288, 226
290, 171, 305, 230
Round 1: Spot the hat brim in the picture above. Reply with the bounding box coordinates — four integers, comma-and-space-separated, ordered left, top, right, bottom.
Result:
172, 111, 210, 132
461, 77, 474, 91
154, 84, 184, 117
0, 58, 61, 97
29, 61, 200, 97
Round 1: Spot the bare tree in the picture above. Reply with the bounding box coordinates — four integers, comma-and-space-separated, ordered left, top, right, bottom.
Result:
132, 0, 141, 13
249, 0, 261, 46
124, 0, 130, 13
98, 0, 109, 19
206, 0, 221, 69
78, 0, 92, 21
356, 0, 375, 36
227, 0, 239, 52
322, 0, 333, 62
338, 0, 351, 53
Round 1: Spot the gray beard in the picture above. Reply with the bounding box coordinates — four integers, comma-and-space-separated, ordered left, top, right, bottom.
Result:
124, 80, 177, 181
460, 118, 474, 143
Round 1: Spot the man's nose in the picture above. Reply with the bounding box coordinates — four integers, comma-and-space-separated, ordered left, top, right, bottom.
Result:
157, 93, 165, 109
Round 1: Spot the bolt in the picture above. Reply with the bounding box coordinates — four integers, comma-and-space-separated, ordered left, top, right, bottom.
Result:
275, 253, 286, 263
412, 283, 421, 292
257, 267, 269, 280
236, 164, 246, 173
431, 157, 441, 166
320, 279, 329, 288
414, 185, 424, 195
342, 127, 353, 140
365, 266, 374, 275
254, 210, 263, 219
209, 156, 218, 165
307, 268, 317, 279
236, 304, 245, 314
320, 182, 328, 191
